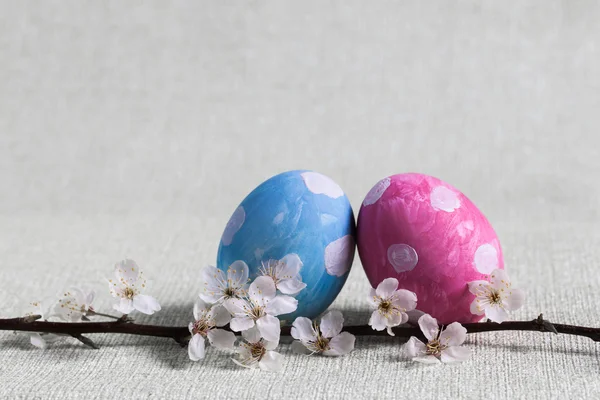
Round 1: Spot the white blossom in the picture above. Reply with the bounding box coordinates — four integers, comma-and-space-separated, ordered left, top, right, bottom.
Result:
367, 278, 417, 336
291, 310, 355, 356
468, 268, 525, 323
53, 287, 95, 322
199, 261, 249, 304
258, 254, 307, 295
24, 300, 51, 321
188, 299, 236, 361
108, 259, 161, 315
232, 327, 283, 372
224, 276, 297, 343
404, 314, 471, 364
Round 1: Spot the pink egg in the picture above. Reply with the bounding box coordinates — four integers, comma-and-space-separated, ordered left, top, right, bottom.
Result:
357, 173, 503, 324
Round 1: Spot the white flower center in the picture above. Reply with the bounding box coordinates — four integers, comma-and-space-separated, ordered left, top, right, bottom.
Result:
305, 322, 330, 353
259, 260, 293, 286
122, 287, 137, 299
487, 290, 503, 305
238, 341, 267, 366
212, 271, 246, 299
377, 297, 404, 318
259, 261, 280, 283
426, 338, 447, 356
192, 318, 215, 336
245, 300, 265, 320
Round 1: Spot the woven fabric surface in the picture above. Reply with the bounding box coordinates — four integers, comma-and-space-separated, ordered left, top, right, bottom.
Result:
1, 1, 599, 399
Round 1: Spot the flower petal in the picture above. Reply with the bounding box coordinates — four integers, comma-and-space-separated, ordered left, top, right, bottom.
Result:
489, 269, 511, 291
249, 276, 277, 306
417, 314, 439, 341
386, 312, 403, 327
241, 325, 262, 343
200, 265, 227, 303
404, 336, 426, 358
291, 317, 317, 342
114, 259, 140, 286
263, 339, 279, 350
223, 298, 248, 316
366, 288, 379, 307
133, 294, 161, 315
368, 310, 387, 331
256, 314, 281, 343
233, 345, 253, 368
108, 281, 123, 299
208, 304, 231, 327
207, 329, 236, 351
29, 333, 47, 349
468, 280, 491, 295
85, 289, 95, 307
227, 260, 249, 288
503, 288, 525, 311
323, 332, 355, 356
376, 278, 399, 298
198, 293, 222, 304
440, 346, 471, 363
264, 295, 298, 316
392, 289, 417, 312
277, 254, 303, 277
193, 298, 211, 320
53, 297, 84, 322
26, 300, 53, 321
485, 305, 509, 323
113, 298, 135, 314
319, 310, 344, 338
439, 322, 467, 346
470, 299, 486, 315
67, 287, 86, 307
188, 334, 206, 361
230, 316, 255, 332
277, 279, 307, 295
259, 351, 283, 372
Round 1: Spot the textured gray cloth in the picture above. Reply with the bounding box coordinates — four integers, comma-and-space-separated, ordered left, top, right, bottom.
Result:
1, 1, 599, 399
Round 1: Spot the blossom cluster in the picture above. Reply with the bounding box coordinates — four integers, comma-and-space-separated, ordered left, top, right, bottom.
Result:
366, 269, 525, 364
22, 255, 524, 370
191, 254, 356, 371
23, 259, 161, 349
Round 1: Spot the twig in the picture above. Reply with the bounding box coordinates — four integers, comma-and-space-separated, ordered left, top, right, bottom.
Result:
1, 313, 598, 347
87, 310, 123, 321
70, 334, 100, 349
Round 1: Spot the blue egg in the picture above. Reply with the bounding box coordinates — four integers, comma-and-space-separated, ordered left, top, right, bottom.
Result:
216, 170, 356, 321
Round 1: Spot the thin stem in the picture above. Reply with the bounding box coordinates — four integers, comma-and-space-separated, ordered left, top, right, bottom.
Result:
87, 311, 122, 320
0, 314, 598, 345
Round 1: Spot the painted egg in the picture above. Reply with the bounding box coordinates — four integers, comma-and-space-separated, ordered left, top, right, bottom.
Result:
357, 173, 503, 324
217, 170, 356, 321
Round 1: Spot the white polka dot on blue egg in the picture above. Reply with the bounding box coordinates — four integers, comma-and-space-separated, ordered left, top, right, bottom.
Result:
216, 170, 356, 321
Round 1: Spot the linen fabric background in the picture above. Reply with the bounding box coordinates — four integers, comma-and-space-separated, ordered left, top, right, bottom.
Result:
1, 1, 599, 399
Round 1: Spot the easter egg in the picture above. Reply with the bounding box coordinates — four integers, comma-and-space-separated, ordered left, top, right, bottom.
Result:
357, 173, 503, 324
217, 170, 356, 321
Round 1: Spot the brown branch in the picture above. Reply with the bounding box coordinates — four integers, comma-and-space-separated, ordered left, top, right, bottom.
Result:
1, 314, 598, 347
0, 316, 191, 344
